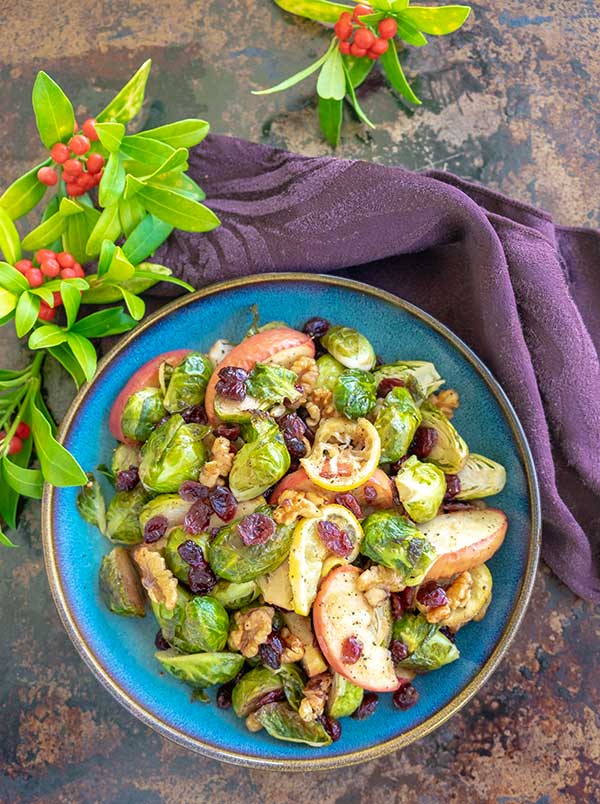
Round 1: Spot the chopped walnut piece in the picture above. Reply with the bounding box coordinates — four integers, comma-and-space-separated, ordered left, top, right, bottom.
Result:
418, 572, 473, 623
272, 489, 328, 526
298, 672, 332, 722
280, 626, 305, 664
132, 546, 178, 611
291, 356, 319, 397
357, 565, 406, 609
428, 389, 460, 419
227, 606, 274, 658
199, 436, 234, 488
422, 602, 452, 623
245, 711, 263, 732
305, 387, 336, 428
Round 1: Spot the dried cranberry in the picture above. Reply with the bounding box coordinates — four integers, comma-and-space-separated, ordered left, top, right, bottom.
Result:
444, 474, 461, 499
417, 583, 449, 609
177, 539, 205, 567
390, 587, 415, 619
179, 480, 210, 502
391, 455, 411, 474
363, 484, 377, 503
154, 630, 170, 651
209, 527, 221, 541
442, 500, 477, 513
115, 465, 139, 491
285, 436, 307, 459
216, 682, 234, 709
341, 635, 363, 664
334, 492, 362, 519
302, 317, 330, 339
351, 692, 379, 720
214, 423, 241, 440
389, 639, 409, 662
316, 520, 353, 558
181, 405, 207, 424
277, 413, 306, 440
144, 515, 168, 544
188, 561, 217, 595
238, 512, 275, 546
183, 500, 211, 534
318, 714, 342, 742
252, 689, 286, 712
439, 626, 456, 643
215, 366, 248, 401
258, 631, 284, 670
410, 427, 438, 459
377, 377, 405, 398
209, 486, 238, 522
392, 681, 419, 710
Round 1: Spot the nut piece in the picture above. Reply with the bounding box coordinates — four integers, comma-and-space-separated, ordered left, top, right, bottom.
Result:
245, 711, 263, 732
305, 387, 336, 428
273, 489, 328, 526
428, 388, 460, 419
298, 672, 332, 722
132, 546, 178, 611
227, 606, 274, 658
291, 356, 319, 397
419, 572, 473, 624
357, 565, 406, 608
199, 436, 234, 487
280, 626, 305, 664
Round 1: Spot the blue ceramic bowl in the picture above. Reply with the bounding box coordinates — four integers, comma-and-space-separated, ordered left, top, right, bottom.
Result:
43, 274, 540, 770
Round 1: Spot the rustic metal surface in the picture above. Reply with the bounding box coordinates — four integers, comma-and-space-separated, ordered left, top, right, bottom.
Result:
0, 0, 599, 801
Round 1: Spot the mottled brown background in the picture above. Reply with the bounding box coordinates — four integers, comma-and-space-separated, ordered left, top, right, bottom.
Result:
0, 1, 599, 802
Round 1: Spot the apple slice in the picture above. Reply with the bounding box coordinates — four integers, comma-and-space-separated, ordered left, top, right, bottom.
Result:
204, 328, 314, 424
270, 467, 394, 510
109, 349, 191, 442
419, 508, 508, 580
313, 565, 400, 692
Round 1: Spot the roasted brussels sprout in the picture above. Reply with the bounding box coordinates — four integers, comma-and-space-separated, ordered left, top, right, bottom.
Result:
373, 361, 444, 403
373, 596, 393, 647
139, 494, 193, 535
99, 547, 146, 617
229, 415, 290, 501
164, 526, 210, 582
374, 386, 422, 464
246, 363, 302, 409
211, 579, 260, 610
209, 506, 294, 582
419, 403, 469, 474
315, 354, 345, 392
333, 369, 377, 419
361, 511, 436, 585
392, 612, 459, 672
121, 387, 166, 442
321, 326, 376, 372
152, 587, 190, 647
326, 672, 363, 718
106, 485, 150, 543
254, 702, 332, 746
152, 592, 228, 653
232, 667, 284, 717
439, 564, 493, 630
276, 663, 305, 710
163, 352, 213, 413
76, 473, 106, 534
111, 443, 141, 475
456, 454, 506, 500
394, 455, 446, 523
139, 415, 208, 493
155, 649, 244, 687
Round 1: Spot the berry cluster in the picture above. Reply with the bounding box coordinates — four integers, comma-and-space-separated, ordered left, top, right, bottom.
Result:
37, 118, 105, 198
0, 421, 30, 457
14, 249, 85, 321
334, 5, 398, 59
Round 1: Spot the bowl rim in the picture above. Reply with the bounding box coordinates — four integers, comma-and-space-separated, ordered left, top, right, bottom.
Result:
42, 272, 541, 771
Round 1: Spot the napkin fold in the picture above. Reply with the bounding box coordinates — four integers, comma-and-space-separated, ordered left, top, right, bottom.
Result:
155, 134, 600, 602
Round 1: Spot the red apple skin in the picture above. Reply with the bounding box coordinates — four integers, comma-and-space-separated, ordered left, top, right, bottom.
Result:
270, 467, 394, 510
204, 328, 314, 424
109, 349, 191, 443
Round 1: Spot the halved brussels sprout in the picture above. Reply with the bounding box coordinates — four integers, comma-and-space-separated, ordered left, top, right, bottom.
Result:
321, 326, 376, 372
276, 663, 306, 710
247, 363, 302, 408
163, 352, 213, 413
372, 361, 444, 403
76, 473, 106, 534
121, 387, 166, 443
333, 369, 377, 419
456, 454, 506, 500
394, 455, 446, 523
229, 415, 290, 501
361, 511, 436, 586
156, 649, 244, 687
232, 667, 284, 717
392, 612, 459, 673
152, 587, 190, 647
208, 505, 294, 582
164, 526, 210, 582
111, 443, 141, 475
374, 386, 422, 463
211, 579, 260, 610
99, 547, 146, 617
419, 403, 469, 474
139, 494, 193, 535
315, 354, 345, 392
152, 592, 228, 653
327, 673, 364, 718
139, 415, 208, 493
106, 485, 151, 543
373, 596, 393, 647
254, 702, 332, 746
439, 564, 493, 630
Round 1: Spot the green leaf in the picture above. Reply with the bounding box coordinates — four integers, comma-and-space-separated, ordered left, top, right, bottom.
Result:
86, 205, 121, 256
317, 46, 346, 101
357, 11, 385, 23
152, 172, 205, 202
134, 265, 195, 292
252, 40, 337, 95
0, 160, 50, 220
60, 280, 81, 329
0, 527, 17, 548
28, 324, 68, 350
0, 261, 29, 295
104, 246, 135, 283
95, 121, 126, 153
2, 458, 43, 499
66, 332, 97, 382
119, 198, 147, 236
58, 197, 84, 217
31, 399, 87, 486
21, 211, 68, 251
343, 62, 375, 128
318, 97, 343, 147
0, 208, 22, 264
380, 39, 422, 105
273, 0, 352, 23
144, 148, 189, 182
120, 135, 176, 168
139, 119, 210, 149
399, 5, 471, 35
97, 59, 152, 125
118, 287, 145, 320
0, 288, 18, 318
71, 307, 136, 338
47, 343, 86, 388
133, 181, 220, 232
32, 71, 75, 148
396, 17, 428, 46
29, 285, 54, 306
14, 292, 40, 338
99, 152, 126, 207
122, 215, 173, 264
345, 55, 375, 88
62, 213, 95, 264
98, 240, 117, 275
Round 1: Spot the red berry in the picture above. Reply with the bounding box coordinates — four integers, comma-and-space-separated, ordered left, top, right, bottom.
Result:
93, 170, 103, 185
339, 41, 352, 55
81, 172, 96, 190
71, 262, 85, 277
352, 4, 373, 24
86, 152, 105, 174
350, 43, 368, 57
15, 422, 30, 440
60, 267, 78, 279
53, 291, 63, 307
64, 158, 83, 177
369, 37, 389, 56
69, 135, 91, 155
40, 258, 60, 278
15, 259, 33, 274
8, 435, 23, 456
57, 251, 75, 269
50, 142, 70, 163
25, 268, 43, 288
66, 182, 82, 197
334, 16, 354, 40
82, 117, 99, 141
35, 249, 55, 265
38, 302, 56, 321
378, 17, 398, 39
366, 50, 379, 60
354, 27, 375, 49
37, 166, 58, 186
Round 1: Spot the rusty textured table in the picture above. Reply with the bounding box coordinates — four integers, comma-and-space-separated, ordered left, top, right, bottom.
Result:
1, 1, 599, 802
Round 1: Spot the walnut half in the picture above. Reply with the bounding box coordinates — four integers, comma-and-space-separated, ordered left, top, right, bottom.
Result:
199, 436, 234, 487
227, 606, 274, 658
272, 489, 328, 526
357, 565, 406, 608
428, 389, 460, 419
298, 672, 332, 722
132, 546, 178, 611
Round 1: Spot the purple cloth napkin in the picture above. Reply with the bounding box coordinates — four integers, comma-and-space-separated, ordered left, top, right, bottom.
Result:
155, 134, 600, 602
